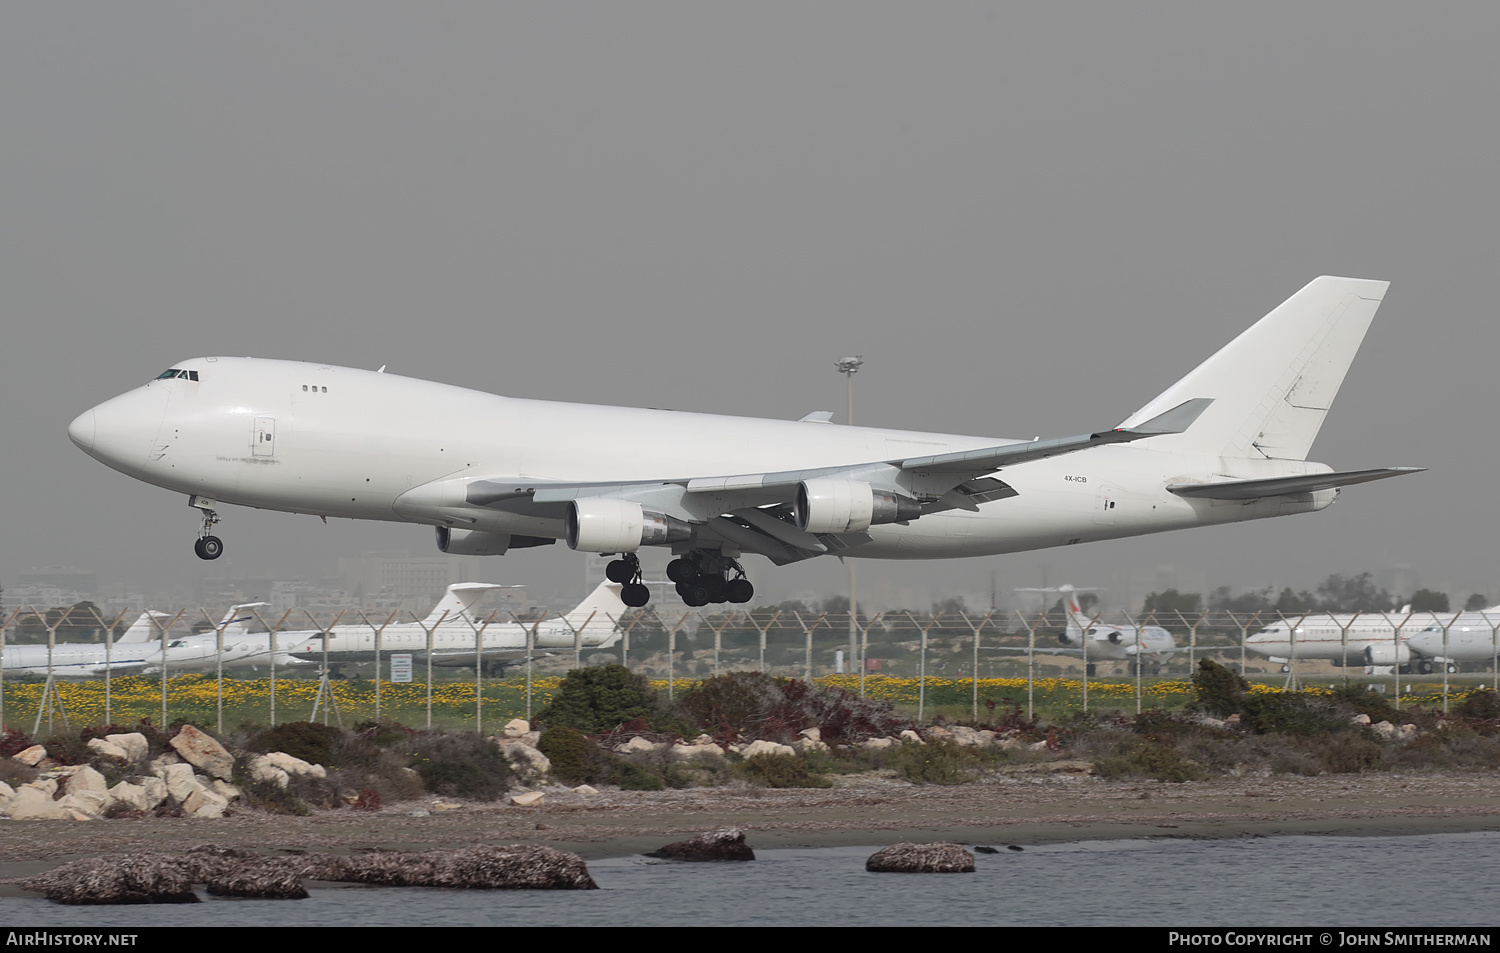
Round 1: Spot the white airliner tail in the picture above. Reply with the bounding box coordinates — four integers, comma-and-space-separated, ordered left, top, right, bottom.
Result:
116, 611, 174, 643
421, 583, 506, 626
1118, 276, 1389, 460
561, 582, 628, 643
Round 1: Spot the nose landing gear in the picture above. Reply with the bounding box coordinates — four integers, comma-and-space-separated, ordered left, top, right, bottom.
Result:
189, 497, 224, 561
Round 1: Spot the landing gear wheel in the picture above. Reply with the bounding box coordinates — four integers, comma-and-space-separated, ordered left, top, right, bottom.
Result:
622, 583, 651, 608
195, 536, 224, 560
666, 558, 697, 584
677, 578, 711, 607
1447, 663, 1459, 674
605, 559, 635, 584
726, 577, 754, 604
1418, 660, 1434, 675
1280, 664, 1291, 674
702, 574, 728, 604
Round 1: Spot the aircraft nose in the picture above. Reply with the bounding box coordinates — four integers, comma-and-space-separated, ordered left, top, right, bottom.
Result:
67, 409, 95, 452
69, 386, 169, 473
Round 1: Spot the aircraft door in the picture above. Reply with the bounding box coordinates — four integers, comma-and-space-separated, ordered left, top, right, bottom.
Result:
253, 417, 276, 457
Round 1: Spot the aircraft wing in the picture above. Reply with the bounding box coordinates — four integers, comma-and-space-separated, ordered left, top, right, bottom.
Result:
1166, 467, 1424, 501
454, 399, 1213, 565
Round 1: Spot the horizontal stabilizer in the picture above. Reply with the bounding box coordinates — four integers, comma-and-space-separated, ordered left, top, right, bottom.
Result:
1167, 467, 1424, 501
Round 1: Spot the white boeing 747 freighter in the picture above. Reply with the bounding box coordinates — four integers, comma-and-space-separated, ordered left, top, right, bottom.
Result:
69, 277, 1420, 609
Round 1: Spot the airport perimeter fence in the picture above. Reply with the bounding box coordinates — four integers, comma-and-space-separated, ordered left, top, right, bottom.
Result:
2, 603, 1498, 737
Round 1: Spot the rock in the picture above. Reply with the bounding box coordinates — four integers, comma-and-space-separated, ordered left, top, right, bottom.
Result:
256, 752, 327, 780
510, 791, 545, 807
670, 742, 725, 761
498, 741, 552, 782
862, 737, 894, 750
740, 739, 796, 759
14, 745, 47, 767
9, 784, 71, 820
899, 729, 925, 744
107, 781, 152, 814
865, 843, 975, 873
17, 855, 200, 904
501, 718, 532, 739
105, 732, 150, 763
65, 765, 109, 796
204, 859, 308, 900
572, 785, 598, 795
87, 738, 131, 763
646, 828, 755, 861
160, 762, 202, 803
169, 725, 234, 780
617, 736, 661, 753
329, 845, 597, 889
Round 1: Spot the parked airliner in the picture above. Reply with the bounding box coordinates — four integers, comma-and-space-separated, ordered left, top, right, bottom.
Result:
280, 580, 624, 674
159, 582, 624, 675
1246, 609, 1500, 674
69, 277, 1420, 608
1, 612, 170, 678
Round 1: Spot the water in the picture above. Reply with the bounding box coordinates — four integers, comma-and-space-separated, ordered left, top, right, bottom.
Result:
3, 831, 1495, 927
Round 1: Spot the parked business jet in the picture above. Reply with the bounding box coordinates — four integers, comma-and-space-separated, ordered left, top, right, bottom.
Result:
1246, 610, 1500, 674
156, 602, 312, 672
1, 611, 171, 678
1002, 585, 1177, 674
280, 580, 625, 674
69, 277, 1420, 608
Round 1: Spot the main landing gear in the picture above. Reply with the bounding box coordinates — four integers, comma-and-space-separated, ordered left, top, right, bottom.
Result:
190, 500, 224, 561
602, 552, 757, 608
604, 553, 651, 608
667, 553, 753, 608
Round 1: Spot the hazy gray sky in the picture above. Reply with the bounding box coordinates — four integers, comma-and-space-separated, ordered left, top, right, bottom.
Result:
3, 3, 1494, 611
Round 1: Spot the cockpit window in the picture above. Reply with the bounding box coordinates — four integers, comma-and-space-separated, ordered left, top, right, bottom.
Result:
154, 369, 199, 381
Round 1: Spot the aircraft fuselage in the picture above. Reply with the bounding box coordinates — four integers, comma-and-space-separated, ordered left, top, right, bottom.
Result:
69, 356, 1335, 560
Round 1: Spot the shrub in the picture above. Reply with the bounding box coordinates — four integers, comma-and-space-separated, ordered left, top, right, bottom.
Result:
674, 671, 909, 744
537, 665, 661, 733
734, 752, 832, 788
536, 727, 594, 785
404, 731, 514, 800
1192, 659, 1249, 717
1093, 739, 1208, 782
888, 739, 986, 785
245, 721, 347, 767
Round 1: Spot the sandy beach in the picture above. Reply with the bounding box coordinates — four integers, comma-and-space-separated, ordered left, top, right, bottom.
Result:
3, 768, 1499, 889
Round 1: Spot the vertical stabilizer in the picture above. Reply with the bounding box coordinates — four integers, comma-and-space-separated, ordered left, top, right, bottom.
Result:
561, 582, 627, 644
1117, 276, 1389, 460
117, 611, 173, 644
422, 584, 506, 626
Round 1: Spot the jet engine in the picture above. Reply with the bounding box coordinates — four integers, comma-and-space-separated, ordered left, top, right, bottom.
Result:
436, 527, 555, 556
566, 498, 692, 552
794, 479, 921, 534
1364, 643, 1412, 667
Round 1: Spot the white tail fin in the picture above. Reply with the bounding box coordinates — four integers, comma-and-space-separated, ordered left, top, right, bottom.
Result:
421, 584, 506, 626
216, 602, 270, 635
562, 582, 627, 642
117, 611, 173, 643
1117, 276, 1389, 460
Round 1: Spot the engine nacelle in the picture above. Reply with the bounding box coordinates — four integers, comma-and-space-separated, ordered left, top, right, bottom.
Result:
436, 527, 555, 556
1364, 643, 1412, 667
794, 479, 921, 534
566, 498, 692, 552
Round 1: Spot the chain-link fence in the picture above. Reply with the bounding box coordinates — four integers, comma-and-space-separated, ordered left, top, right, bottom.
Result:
3, 604, 1496, 734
